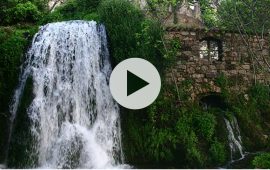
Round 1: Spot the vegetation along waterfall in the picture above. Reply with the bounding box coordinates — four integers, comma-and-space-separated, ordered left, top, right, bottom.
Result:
7, 21, 125, 168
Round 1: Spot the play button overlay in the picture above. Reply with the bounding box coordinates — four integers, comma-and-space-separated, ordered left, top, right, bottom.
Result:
110, 58, 161, 110
127, 70, 149, 96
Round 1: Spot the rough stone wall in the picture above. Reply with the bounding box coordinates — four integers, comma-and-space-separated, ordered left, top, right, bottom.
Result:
165, 27, 270, 98
165, 14, 204, 28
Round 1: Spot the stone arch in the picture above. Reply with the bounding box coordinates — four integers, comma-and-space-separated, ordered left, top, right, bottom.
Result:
191, 82, 221, 100
198, 92, 227, 110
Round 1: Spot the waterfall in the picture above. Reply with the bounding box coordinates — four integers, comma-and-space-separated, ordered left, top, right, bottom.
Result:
224, 116, 245, 162
7, 20, 125, 168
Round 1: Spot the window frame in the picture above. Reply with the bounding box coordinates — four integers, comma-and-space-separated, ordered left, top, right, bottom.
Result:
199, 37, 223, 62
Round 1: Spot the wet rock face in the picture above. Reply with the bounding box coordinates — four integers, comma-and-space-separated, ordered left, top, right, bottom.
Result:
0, 113, 9, 163
48, 0, 65, 11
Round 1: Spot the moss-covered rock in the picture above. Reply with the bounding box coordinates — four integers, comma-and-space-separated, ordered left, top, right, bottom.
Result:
0, 26, 37, 164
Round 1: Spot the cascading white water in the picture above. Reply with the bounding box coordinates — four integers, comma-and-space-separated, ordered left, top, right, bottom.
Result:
0, 164, 6, 168
224, 116, 245, 162
8, 20, 125, 168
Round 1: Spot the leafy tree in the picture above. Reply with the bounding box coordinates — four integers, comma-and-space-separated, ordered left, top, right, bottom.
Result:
218, 0, 270, 32
5, 1, 42, 24
43, 0, 102, 23
0, 0, 48, 25
76, 0, 101, 12
218, 0, 270, 83
98, 0, 166, 70
200, 0, 218, 28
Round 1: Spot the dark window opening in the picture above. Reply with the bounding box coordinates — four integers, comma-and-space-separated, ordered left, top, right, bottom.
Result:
199, 37, 223, 61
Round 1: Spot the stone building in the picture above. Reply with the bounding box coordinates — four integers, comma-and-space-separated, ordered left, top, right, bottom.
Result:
156, 1, 270, 99
133, 0, 270, 98
165, 27, 270, 99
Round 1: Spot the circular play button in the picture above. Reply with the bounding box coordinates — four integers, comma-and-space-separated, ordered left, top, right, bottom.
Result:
109, 58, 161, 110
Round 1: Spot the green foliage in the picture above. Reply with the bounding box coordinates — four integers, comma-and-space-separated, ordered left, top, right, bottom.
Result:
252, 153, 270, 168
98, 0, 167, 71
76, 0, 101, 12
82, 12, 100, 21
0, 0, 47, 25
171, 79, 193, 101
221, 83, 270, 151
175, 110, 204, 167
209, 140, 226, 165
123, 76, 269, 168
6, 0, 48, 11
122, 84, 225, 168
193, 112, 216, 141
249, 84, 270, 111
0, 27, 37, 113
0, 27, 37, 163
215, 73, 228, 89
0, 0, 269, 168
165, 37, 181, 62
218, 0, 270, 32
43, 0, 101, 23
41, 9, 63, 23
5, 1, 42, 24
124, 73, 269, 168
147, 127, 176, 161
97, 0, 142, 64
215, 73, 229, 100
47, 0, 80, 21
199, 0, 218, 28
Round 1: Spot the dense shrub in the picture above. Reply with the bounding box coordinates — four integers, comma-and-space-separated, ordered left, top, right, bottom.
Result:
215, 73, 270, 152
76, 0, 101, 12
228, 84, 270, 151
194, 112, 216, 141
0, 26, 37, 113
7, 0, 48, 11
122, 83, 227, 168
209, 140, 226, 165
249, 84, 270, 112
0, 0, 47, 25
42, 0, 101, 23
50, 0, 79, 20
253, 153, 270, 168
6, 2, 42, 24
218, 0, 270, 32
97, 0, 166, 70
